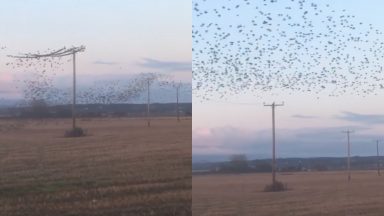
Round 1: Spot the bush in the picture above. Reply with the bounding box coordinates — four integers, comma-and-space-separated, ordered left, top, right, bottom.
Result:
254, 163, 272, 172
263, 181, 288, 192
65, 127, 86, 137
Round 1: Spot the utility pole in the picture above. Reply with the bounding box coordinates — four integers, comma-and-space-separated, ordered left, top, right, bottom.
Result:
72, 52, 76, 130
264, 102, 284, 186
147, 79, 151, 127
376, 140, 381, 176
8, 46, 85, 132
176, 82, 181, 122
342, 130, 354, 181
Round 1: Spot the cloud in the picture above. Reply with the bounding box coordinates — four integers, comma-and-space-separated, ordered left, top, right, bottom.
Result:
139, 58, 191, 72
193, 126, 379, 160
292, 114, 317, 119
93, 60, 119, 65
336, 111, 384, 124
294, 126, 371, 139
193, 127, 267, 157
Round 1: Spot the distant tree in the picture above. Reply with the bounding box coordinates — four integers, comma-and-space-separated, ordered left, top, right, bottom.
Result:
55, 107, 71, 118
313, 164, 328, 171
226, 154, 249, 172
281, 166, 299, 172
254, 162, 272, 172
185, 106, 192, 116
29, 99, 50, 118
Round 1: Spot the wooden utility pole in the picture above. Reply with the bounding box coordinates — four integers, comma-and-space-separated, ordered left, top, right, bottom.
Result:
264, 102, 284, 185
147, 79, 151, 127
8, 46, 85, 132
176, 82, 181, 122
377, 140, 381, 176
72, 52, 76, 130
342, 130, 354, 181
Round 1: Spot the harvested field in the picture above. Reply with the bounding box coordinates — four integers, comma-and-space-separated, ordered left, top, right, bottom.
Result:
193, 171, 384, 216
0, 117, 191, 216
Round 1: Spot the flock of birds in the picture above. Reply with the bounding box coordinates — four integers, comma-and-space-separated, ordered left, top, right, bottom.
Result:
6, 47, 71, 106
2, 47, 183, 106
193, 0, 384, 99
5, 0, 382, 103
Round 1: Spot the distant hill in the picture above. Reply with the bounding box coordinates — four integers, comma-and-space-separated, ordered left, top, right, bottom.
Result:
193, 156, 384, 174
0, 103, 192, 118
0, 99, 20, 108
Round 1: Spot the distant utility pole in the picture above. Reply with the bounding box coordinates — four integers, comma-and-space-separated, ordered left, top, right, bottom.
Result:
176, 82, 181, 122
342, 130, 354, 181
264, 102, 284, 185
147, 79, 151, 127
72, 51, 77, 130
376, 140, 381, 176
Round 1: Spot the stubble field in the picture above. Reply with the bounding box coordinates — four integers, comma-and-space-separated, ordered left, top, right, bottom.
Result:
193, 171, 384, 216
0, 117, 191, 216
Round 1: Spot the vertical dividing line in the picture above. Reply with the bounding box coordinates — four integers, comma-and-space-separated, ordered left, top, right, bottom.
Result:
72, 52, 76, 130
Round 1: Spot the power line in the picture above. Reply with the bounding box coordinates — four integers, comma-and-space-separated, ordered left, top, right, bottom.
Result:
8, 46, 85, 58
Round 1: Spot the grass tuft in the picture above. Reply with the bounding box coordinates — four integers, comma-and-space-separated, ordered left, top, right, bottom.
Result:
64, 127, 86, 137
263, 181, 288, 192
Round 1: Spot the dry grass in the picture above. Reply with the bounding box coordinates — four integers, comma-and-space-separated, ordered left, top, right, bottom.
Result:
0, 117, 191, 216
193, 171, 384, 216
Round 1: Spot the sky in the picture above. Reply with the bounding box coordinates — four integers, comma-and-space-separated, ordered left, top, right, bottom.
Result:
0, 0, 191, 103
193, 0, 384, 161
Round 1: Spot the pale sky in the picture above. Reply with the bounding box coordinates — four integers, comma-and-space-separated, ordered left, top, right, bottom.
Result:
0, 0, 191, 102
193, 0, 384, 161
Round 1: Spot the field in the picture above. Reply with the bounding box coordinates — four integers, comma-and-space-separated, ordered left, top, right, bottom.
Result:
0, 117, 191, 216
193, 171, 384, 216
